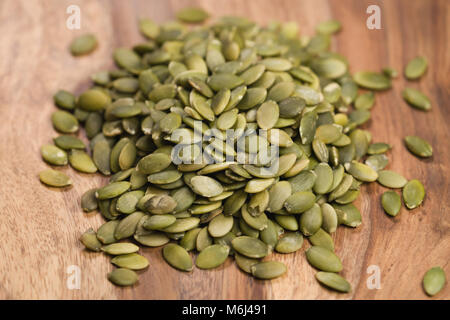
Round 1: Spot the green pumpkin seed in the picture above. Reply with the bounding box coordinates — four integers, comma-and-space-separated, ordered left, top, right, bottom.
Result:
54, 90, 75, 110
163, 217, 200, 233
345, 161, 378, 182
196, 227, 213, 251
231, 236, 268, 258
299, 203, 323, 236
312, 138, 329, 163
235, 253, 260, 273
367, 142, 391, 155
41, 144, 68, 166
211, 88, 231, 115
241, 205, 268, 231
102, 243, 139, 255
284, 191, 316, 214
309, 228, 334, 252
256, 100, 279, 130
381, 191, 401, 217
404, 135, 433, 158
315, 272, 351, 293
69, 150, 97, 173
97, 220, 120, 244
134, 231, 170, 247
163, 243, 193, 271
423, 267, 446, 296
80, 228, 102, 251
92, 140, 111, 175
405, 56, 428, 80
306, 246, 342, 272
332, 203, 362, 227
274, 214, 299, 231
96, 181, 131, 200
51, 110, 79, 133
207, 73, 244, 91
313, 163, 333, 194
196, 244, 229, 269
39, 169, 72, 187
365, 154, 389, 172
176, 7, 209, 23
353, 71, 391, 90
251, 261, 287, 279
402, 88, 431, 111
377, 170, 408, 188
70, 34, 97, 56
321, 203, 338, 233
261, 58, 292, 71
245, 178, 275, 194
288, 170, 317, 193
111, 253, 149, 270
190, 176, 223, 197
114, 211, 145, 240
81, 188, 98, 212
275, 232, 303, 253
402, 179, 425, 209
107, 268, 138, 286
78, 89, 111, 111
208, 214, 234, 237
237, 87, 267, 110
180, 228, 201, 251
316, 20, 341, 35
354, 92, 375, 110
53, 135, 85, 150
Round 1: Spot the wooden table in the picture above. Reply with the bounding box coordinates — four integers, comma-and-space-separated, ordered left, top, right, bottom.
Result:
0, 0, 448, 299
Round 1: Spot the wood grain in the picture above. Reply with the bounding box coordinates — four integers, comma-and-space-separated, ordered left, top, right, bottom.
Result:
0, 0, 448, 300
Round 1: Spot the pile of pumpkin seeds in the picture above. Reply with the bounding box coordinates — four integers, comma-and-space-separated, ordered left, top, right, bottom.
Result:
39, 8, 445, 295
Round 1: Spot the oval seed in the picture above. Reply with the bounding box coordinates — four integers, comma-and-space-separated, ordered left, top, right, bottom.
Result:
423, 267, 446, 296
306, 246, 343, 272
345, 161, 378, 182
81, 188, 98, 212
163, 243, 193, 271
102, 243, 139, 255
78, 89, 110, 111
80, 228, 102, 251
402, 88, 431, 111
231, 236, 268, 258
235, 253, 260, 273
196, 244, 230, 269
111, 253, 149, 270
53, 90, 75, 110
190, 176, 223, 197
39, 169, 72, 187
208, 214, 234, 237
176, 7, 209, 23
108, 268, 138, 286
256, 100, 279, 130
69, 150, 97, 173
405, 56, 428, 80
309, 228, 334, 252
284, 191, 316, 214
404, 135, 433, 158
381, 191, 401, 217
41, 144, 68, 166
53, 135, 85, 150
315, 272, 351, 293
353, 71, 391, 90
70, 34, 97, 56
377, 170, 408, 189
402, 179, 425, 209
96, 181, 131, 200
251, 261, 287, 280
51, 110, 79, 133
275, 232, 303, 253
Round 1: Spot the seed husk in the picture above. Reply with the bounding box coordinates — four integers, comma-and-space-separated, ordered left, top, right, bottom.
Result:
163, 243, 193, 271
195, 244, 230, 269
70, 34, 98, 56
402, 179, 425, 209
39, 169, 72, 187
423, 267, 446, 296
402, 88, 431, 111
321, 203, 338, 233
354, 92, 375, 110
241, 204, 268, 231
377, 170, 408, 189
405, 56, 428, 80
111, 253, 149, 270
381, 191, 401, 217
315, 272, 351, 293
107, 268, 138, 286
256, 100, 279, 130
251, 261, 287, 280
404, 135, 433, 158
306, 246, 342, 272
365, 154, 389, 172
367, 142, 391, 155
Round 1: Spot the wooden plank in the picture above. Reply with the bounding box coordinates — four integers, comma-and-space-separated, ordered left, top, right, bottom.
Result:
0, 0, 448, 299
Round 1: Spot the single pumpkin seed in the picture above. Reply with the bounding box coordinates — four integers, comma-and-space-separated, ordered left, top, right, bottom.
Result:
251, 261, 287, 280
80, 228, 102, 251
70, 34, 97, 56
315, 272, 351, 293
423, 267, 446, 296
353, 71, 391, 90
51, 110, 79, 133
163, 243, 193, 271
41, 144, 68, 166
111, 253, 149, 270
381, 191, 401, 217
275, 232, 303, 254
107, 268, 138, 286
96, 181, 130, 200
377, 170, 408, 188
81, 188, 98, 212
306, 246, 342, 272
405, 56, 428, 80
231, 236, 268, 258
39, 169, 72, 187
404, 135, 433, 158
402, 88, 431, 111
309, 228, 334, 251
196, 244, 230, 269
102, 243, 139, 255
402, 179, 425, 209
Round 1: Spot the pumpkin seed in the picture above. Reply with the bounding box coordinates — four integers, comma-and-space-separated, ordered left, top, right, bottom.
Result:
381, 191, 401, 217
163, 217, 200, 233
367, 142, 391, 155
299, 203, 323, 236
96, 182, 130, 200
208, 214, 234, 237
354, 92, 375, 110
53, 135, 85, 150
309, 228, 334, 251
176, 7, 209, 23
70, 34, 97, 56
235, 253, 260, 273
306, 246, 342, 272
402, 88, 431, 111
256, 100, 279, 130
316, 20, 341, 35
196, 244, 230, 269
284, 191, 316, 214
97, 220, 120, 244
251, 261, 287, 279
111, 253, 149, 270
108, 268, 138, 286
163, 243, 193, 271
377, 170, 408, 188
54, 90, 75, 110
403, 179, 425, 209
423, 267, 446, 296
405, 56, 428, 80
81, 188, 98, 212
69, 150, 97, 173
321, 203, 338, 233
315, 272, 351, 293
365, 154, 389, 172
102, 243, 139, 255
232, 236, 268, 258
404, 135, 433, 158
180, 228, 201, 251
41, 144, 68, 166
345, 161, 378, 182
39, 169, 72, 187
114, 211, 145, 240
353, 71, 391, 90
51, 110, 79, 133
275, 232, 303, 253
80, 228, 102, 251
190, 176, 223, 197
241, 204, 268, 231
78, 89, 111, 111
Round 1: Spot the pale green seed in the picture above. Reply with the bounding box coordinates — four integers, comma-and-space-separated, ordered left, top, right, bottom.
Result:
313, 163, 333, 195
316, 20, 341, 35
306, 246, 342, 272
190, 176, 223, 197
78, 89, 111, 111
81, 188, 98, 212
299, 204, 323, 236
404, 135, 433, 158
275, 232, 303, 254
163, 243, 193, 271
41, 144, 68, 166
381, 191, 401, 217
69, 150, 97, 173
367, 142, 391, 155
245, 178, 275, 194
196, 244, 229, 269
353, 71, 391, 90
235, 253, 260, 273
53, 135, 85, 150
53, 90, 75, 110
345, 161, 378, 182
402, 88, 431, 111
93, 140, 111, 175
96, 181, 130, 200
231, 236, 268, 258
102, 243, 139, 255
111, 253, 149, 270
423, 267, 446, 296
51, 110, 79, 133
176, 7, 209, 23
114, 211, 145, 240
284, 191, 316, 214
39, 169, 72, 187
405, 56, 428, 80
80, 228, 102, 251
70, 34, 97, 56
261, 58, 292, 71
163, 217, 200, 233
354, 92, 375, 110
256, 100, 279, 130
315, 272, 351, 293
208, 214, 234, 237
309, 228, 334, 251
107, 268, 138, 286
402, 179, 425, 209
241, 204, 268, 231
321, 203, 338, 233
365, 154, 389, 172
97, 220, 120, 244
377, 170, 408, 188
251, 261, 287, 279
